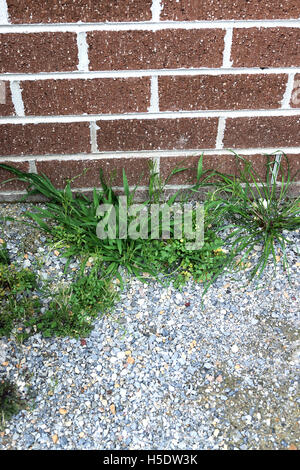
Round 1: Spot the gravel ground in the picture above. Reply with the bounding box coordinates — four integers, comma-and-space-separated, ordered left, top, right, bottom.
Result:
0, 203, 299, 450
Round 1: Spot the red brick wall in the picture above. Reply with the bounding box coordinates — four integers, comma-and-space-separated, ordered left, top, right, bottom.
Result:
0, 0, 299, 198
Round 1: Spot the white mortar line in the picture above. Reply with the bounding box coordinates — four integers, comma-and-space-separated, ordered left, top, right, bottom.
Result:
73, 184, 194, 192
9, 81, 25, 116
1, 68, 299, 81
281, 73, 296, 109
0, 0, 9, 24
151, 155, 161, 177
148, 76, 159, 113
151, 0, 162, 22
1, 19, 300, 33
89, 121, 99, 153
216, 117, 226, 149
222, 28, 233, 68
28, 160, 37, 173
3, 180, 300, 199
1, 109, 300, 124
2, 148, 300, 163
77, 31, 89, 72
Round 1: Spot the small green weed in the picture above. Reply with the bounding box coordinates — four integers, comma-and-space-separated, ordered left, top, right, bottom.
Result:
0, 241, 10, 265
0, 263, 41, 339
0, 247, 116, 340
0, 379, 25, 428
25, 267, 117, 339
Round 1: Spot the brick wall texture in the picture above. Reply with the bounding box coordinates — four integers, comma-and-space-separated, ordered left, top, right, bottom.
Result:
0, 0, 299, 196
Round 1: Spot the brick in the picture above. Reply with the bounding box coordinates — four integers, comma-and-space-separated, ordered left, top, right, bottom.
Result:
0, 33, 78, 73
88, 30, 225, 70
160, 154, 237, 184
96, 118, 218, 151
21, 78, 151, 116
290, 74, 300, 108
161, 0, 300, 20
0, 161, 30, 191
35, 158, 151, 189
223, 116, 300, 149
7, 0, 152, 23
231, 28, 300, 68
0, 81, 15, 116
160, 154, 300, 184
159, 74, 287, 111
278, 154, 300, 179
0, 123, 90, 156
234, 154, 300, 181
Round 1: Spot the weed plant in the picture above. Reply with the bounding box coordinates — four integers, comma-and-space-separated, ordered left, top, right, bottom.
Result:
0, 159, 227, 292
24, 264, 117, 339
209, 152, 300, 281
0, 379, 25, 428
0, 243, 116, 340
1, 152, 298, 294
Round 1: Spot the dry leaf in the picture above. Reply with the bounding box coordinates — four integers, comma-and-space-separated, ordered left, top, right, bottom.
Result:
127, 356, 135, 364
59, 408, 68, 415
52, 434, 59, 444
110, 404, 116, 415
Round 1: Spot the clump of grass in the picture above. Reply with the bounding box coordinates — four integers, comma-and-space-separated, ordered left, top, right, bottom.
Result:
25, 264, 117, 339
0, 262, 41, 339
1, 153, 298, 295
0, 164, 157, 282
149, 230, 228, 289
0, 241, 10, 265
0, 241, 116, 341
0, 379, 25, 428
0, 159, 224, 290
212, 152, 300, 281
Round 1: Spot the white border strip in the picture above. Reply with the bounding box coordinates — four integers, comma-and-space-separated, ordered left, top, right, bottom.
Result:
1, 109, 300, 124
2, 148, 300, 163
1, 68, 299, 80
0, 0, 9, 25
1, 19, 300, 33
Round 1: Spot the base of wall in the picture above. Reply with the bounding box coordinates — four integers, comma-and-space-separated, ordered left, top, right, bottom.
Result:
0, 181, 299, 204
